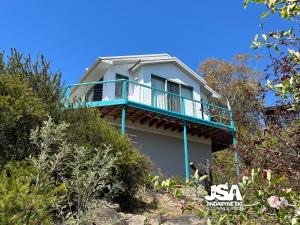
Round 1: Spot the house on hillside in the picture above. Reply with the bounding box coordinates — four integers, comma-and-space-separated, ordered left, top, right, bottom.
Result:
264, 105, 300, 128
66, 54, 236, 179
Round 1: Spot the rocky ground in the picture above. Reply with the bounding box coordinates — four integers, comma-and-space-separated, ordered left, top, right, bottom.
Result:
93, 186, 207, 225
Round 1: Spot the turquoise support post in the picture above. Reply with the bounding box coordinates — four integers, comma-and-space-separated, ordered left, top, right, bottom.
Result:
233, 132, 240, 177
65, 86, 70, 108
183, 121, 190, 181
181, 97, 185, 115
121, 80, 127, 135
121, 106, 126, 135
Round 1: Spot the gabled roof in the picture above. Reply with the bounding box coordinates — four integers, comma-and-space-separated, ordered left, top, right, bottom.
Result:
78, 54, 221, 98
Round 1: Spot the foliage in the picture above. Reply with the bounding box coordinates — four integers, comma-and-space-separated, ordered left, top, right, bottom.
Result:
239, 121, 300, 190
212, 149, 238, 184
244, 0, 300, 109
198, 54, 265, 134
30, 117, 123, 223
63, 107, 152, 201
0, 161, 66, 225
199, 55, 265, 184
149, 173, 207, 214
0, 49, 64, 162
0, 49, 64, 120
199, 168, 300, 225
0, 73, 46, 162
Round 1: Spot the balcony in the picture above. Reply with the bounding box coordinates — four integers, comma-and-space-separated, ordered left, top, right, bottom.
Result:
66, 79, 235, 152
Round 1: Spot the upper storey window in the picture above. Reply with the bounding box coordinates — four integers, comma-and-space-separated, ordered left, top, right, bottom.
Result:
115, 74, 128, 98
151, 74, 193, 112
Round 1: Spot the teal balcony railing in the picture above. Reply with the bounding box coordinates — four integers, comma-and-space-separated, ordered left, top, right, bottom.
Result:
66, 79, 234, 128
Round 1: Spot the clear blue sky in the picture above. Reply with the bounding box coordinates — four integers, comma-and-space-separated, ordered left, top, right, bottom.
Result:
1, 0, 287, 105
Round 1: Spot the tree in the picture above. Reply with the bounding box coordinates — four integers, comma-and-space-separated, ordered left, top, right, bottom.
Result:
198, 55, 266, 182
198, 54, 265, 135
239, 121, 300, 190
244, 0, 300, 109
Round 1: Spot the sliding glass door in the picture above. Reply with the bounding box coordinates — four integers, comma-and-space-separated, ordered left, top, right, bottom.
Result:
167, 81, 180, 113
151, 75, 193, 114
151, 76, 166, 109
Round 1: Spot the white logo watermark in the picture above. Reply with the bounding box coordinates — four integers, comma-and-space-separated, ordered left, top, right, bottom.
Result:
204, 184, 243, 210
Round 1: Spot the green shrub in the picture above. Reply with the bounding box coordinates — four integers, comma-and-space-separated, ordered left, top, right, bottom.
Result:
0, 74, 46, 162
0, 161, 66, 225
63, 108, 152, 199
0, 49, 64, 163
30, 117, 131, 222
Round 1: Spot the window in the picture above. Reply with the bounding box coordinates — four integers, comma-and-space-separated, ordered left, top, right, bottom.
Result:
115, 74, 128, 98
151, 74, 193, 113
86, 77, 103, 101
167, 81, 180, 112
181, 85, 193, 99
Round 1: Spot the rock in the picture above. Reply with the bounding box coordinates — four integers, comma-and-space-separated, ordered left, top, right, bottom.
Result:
162, 216, 205, 225
120, 213, 147, 225
147, 216, 162, 225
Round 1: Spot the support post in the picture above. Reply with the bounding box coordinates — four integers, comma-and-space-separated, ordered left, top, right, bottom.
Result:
183, 121, 189, 181
121, 106, 126, 135
233, 132, 240, 177
181, 96, 185, 115
65, 86, 71, 108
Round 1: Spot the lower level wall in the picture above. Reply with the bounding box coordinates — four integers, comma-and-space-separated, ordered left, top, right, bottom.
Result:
126, 127, 212, 178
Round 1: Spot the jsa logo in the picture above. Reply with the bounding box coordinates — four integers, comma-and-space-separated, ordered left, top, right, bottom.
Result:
205, 184, 243, 201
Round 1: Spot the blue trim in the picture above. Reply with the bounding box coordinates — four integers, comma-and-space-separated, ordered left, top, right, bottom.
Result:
72, 99, 127, 108
121, 106, 126, 135
183, 121, 189, 181
181, 97, 185, 115
67, 79, 235, 131
126, 100, 234, 131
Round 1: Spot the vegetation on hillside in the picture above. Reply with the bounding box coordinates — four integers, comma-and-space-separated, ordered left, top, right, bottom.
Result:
0, 50, 151, 224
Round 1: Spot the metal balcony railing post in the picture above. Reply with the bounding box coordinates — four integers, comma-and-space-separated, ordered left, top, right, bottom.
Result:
207, 104, 211, 121
181, 96, 185, 115
122, 80, 127, 99
65, 86, 70, 107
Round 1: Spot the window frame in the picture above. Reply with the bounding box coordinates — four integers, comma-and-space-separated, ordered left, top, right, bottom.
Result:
151, 74, 194, 99
115, 73, 129, 98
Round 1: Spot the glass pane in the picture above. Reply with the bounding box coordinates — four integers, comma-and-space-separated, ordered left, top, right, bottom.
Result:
152, 76, 165, 90
93, 78, 103, 101
151, 76, 166, 108
167, 81, 180, 112
181, 86, 193, 99
115, 74, 128, 98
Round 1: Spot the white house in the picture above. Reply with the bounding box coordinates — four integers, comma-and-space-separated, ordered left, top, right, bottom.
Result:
67, 54, 235, 179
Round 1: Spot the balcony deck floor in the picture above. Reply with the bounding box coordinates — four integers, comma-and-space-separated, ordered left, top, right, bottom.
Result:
97, 104, 233, 152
